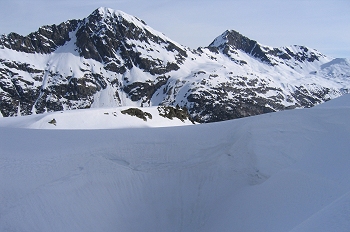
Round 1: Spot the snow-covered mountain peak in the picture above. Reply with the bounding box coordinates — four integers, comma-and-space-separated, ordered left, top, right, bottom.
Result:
93, 7, 147, 27
209, 29, 266, 55
87, 7, 148, 31
85, 7, 179, 46
74, 7, 187, 64
208, 30, 328, 66
209, 30, 252, 49
208, 29, 275, 65
208, 30, 230, 48
95, 7, 126, 18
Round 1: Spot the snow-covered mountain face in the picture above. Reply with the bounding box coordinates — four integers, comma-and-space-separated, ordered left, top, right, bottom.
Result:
1, 7, 350, 122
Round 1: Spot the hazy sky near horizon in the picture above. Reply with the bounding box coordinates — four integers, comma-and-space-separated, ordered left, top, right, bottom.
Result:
1, 0, 349, 58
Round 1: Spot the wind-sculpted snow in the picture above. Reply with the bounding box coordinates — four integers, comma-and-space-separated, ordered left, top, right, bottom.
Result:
0, 95, 350, 231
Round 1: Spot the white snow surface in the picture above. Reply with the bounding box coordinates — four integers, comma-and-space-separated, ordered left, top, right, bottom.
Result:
1, 95, 350, 231
0, 106, 194, 129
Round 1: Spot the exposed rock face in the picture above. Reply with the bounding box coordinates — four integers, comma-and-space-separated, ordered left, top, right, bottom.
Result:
74, 8, 186, 72
0, 20, 79, 54
1, 7, 350, 122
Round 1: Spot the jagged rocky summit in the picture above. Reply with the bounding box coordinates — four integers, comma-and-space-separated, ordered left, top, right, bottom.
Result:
1, 7, 349, 122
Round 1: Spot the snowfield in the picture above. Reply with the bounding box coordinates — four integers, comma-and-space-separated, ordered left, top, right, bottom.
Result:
1, 95, 350, 231
0, 106, 194, 129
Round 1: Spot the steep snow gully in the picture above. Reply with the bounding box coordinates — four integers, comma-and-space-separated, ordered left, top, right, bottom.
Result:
1, 94, 350, 231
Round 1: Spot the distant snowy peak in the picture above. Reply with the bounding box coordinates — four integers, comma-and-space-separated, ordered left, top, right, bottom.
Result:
208, 29, 326, 66
208, 30, 273, 64
209, 30, 257, 51
208, 30, 230, 48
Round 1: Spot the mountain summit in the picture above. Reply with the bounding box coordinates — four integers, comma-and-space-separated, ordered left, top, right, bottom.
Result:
75, 7, 187, 67
1, 7, 349, 122
209, 30, 272, 64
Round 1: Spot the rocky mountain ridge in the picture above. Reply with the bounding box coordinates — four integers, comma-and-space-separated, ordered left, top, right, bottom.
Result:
1, 7, 349, 122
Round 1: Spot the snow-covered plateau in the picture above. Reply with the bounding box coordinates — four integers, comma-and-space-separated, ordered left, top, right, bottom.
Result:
1, 94, 350, 231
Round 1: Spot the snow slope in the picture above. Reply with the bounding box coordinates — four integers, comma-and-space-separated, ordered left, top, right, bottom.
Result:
0, 106, 194, 129
0, 95, 350, 231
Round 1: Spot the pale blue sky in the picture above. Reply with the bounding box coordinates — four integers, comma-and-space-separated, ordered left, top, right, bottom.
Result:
1, 0, 349, 58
